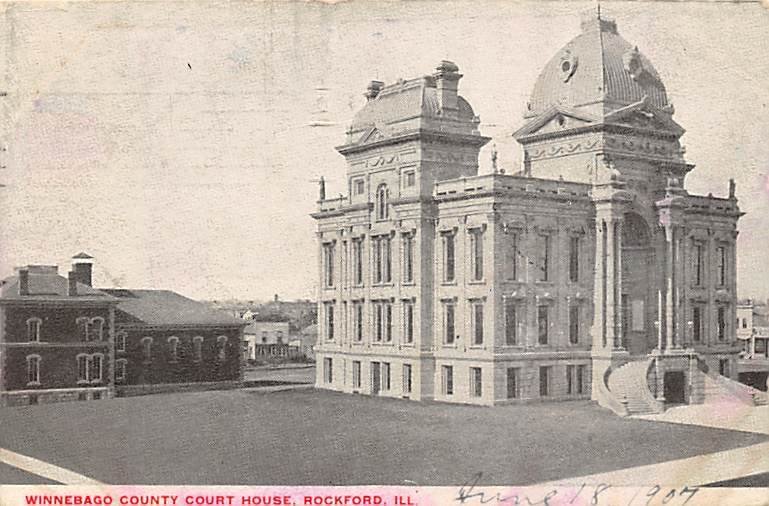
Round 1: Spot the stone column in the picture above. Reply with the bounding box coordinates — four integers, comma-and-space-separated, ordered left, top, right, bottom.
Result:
592, 218, 608, 351
615, 218, 624, 350
665, 225, 675, 351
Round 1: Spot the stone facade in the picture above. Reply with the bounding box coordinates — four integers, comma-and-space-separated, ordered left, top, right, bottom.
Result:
312, 14, 743, 409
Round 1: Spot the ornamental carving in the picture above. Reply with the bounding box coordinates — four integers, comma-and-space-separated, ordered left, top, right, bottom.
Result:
559, 50, 578, 82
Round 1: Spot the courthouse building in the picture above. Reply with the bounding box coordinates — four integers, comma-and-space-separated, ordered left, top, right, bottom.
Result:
311, 13, 753, 413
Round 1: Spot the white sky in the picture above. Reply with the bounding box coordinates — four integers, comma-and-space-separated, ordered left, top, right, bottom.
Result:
0, 0, 767, 301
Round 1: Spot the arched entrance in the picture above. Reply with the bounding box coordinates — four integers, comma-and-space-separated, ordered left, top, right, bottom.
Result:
621, 212, 656, 356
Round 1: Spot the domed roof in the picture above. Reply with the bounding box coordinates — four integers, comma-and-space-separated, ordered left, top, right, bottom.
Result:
525, 15, 669, 119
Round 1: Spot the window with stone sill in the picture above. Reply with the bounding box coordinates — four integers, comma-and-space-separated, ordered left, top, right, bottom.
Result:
115, 359, 127, 382
116, 331, 127, 353
167, 336, 180, 363
27, 317, 42, 342
193, 336, 204, 362
26, 355, 41, 385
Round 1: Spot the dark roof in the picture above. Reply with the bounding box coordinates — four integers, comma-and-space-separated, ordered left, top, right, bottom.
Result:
0, 269, 113, 301
103, 289, 246, 327
72, 252, 94, 259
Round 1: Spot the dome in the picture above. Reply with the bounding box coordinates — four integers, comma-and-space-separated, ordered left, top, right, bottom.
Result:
525, 15, 669, 118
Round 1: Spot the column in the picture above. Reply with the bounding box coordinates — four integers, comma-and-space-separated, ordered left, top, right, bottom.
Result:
614, 218, 624, 350
665, 225, 675, 351
592, 219, 607, 350
606, 216, 617, 350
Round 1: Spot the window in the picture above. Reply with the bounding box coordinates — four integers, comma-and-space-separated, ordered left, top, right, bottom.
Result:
470, 229, 484, 281
504, 232, 518, 281
91, 354, 103, 383
719, 358, 729, 377
353, 178, 365, 195
537, 305, 549, 345
325, 302, 335, 341
569, 305, 580, 344
168, 336, 179, 363
352, 361, 361, 389
742, 318, 748, 329
403, 301, 414, 344
567, 365, 575, 394
692, 306, 702, 342
353, 302, 364, 342
116, 359, 127, 382
276, 331, 284, 344
577, 365, 587, 394
382, 362, 391, 390
376, 184, 389, 220
27, 318, 42, 342
506, 367, 519, 399
76, 317, 89, 341
26, 355, 40, 385
217, 335, 228, 361
89, 317, 104, 341
324, 357, 333, 383
77, 354, 102, 383
472, 302, 484, 345
444, 302, 455, 345
403, 234, 414, 283
537, 235, 551, 282
77, 354, 88, 382
539, 366, 550, 397
693, 242, 704, 286
403, 364, 412, 394
373, 235, 392, 284
470, 367, 482, 397
116, 331, 126, 352
569, 236, 580, 282
504, 299, 518, 346
385, 303, 392, 342
352, 239, 364, 285
193, 336, 203, 362
443, 233, 455, 282
372, 301, 392, 343
442, 365, 454, 395
403, 170, 415, 188
323, 243, 335, 288
717, 306, 727, 341
717, 246, 727, 286
141, 336, 153, 362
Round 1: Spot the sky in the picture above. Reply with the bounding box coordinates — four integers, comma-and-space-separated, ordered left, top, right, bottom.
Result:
0, 0, 767, 301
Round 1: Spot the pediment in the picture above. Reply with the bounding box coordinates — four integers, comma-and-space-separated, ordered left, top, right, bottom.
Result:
358, 126, 387, 145
605, 100, 685, 136
514, 106, 599, 139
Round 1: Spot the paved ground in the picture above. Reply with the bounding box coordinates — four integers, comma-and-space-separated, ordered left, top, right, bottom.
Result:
243, 365, 315, 384
0, 388, 766, 485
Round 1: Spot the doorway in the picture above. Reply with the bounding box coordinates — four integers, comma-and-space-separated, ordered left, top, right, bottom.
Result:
664, 371, 686, 405
371, 362, 381, 395
622, 212, 655, 356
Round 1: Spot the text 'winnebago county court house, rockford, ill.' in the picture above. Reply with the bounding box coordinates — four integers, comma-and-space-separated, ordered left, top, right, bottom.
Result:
311, 11, 749, 414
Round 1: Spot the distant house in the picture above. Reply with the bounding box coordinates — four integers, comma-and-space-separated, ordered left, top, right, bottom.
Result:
103, 289, 247, 386
243, 321, 292, 360
296, 324, 317, 359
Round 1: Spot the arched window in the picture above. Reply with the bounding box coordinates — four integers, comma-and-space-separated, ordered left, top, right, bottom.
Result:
376, 184, 389, 220
77, 354, 89, 383
116, 331, 127, 353
193, 336, 204, 362
89, 317, 104, 341
27, 318, 42, 342
115, 359, 128, 382
141, 336, 153, 362
216, 335, 228, 361
26, 355, 41, 385
167, 336, 179, 363
90, 354, 103, 383
75, 317, 89, 341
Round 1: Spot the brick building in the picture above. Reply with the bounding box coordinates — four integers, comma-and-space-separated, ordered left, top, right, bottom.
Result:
0, 256, 118, 406
311, 13, 751, 413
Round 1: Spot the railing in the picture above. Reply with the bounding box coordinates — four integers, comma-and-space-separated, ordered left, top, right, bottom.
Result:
597, 366, 629, 417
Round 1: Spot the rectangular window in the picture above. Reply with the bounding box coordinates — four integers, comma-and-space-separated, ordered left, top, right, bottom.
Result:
569, 236, 580, 282
325, 303, 335, 341
692, 306, 702, 342
538, 235, 550, 282
403, 301, 414, 344
323, 243, 335, 288
385, 303, 392, 342
506, 367, 519, 399
539, 366, 550, 397
577, 365, 586, 394
352, 361, 361, 389
717, 246, 727, 286
719, 358, 729, 377
567, 365, 575, 394
444, 302, 455, 344
404, 170, 415, 187
403, 234, 414, 283
717, 306, 727, 341
505, 299, 517, 346
442, 365, 454, 395
569, 305, 580, 345
403, 364, 412, 394
538, 305, 549, 345
354, 302, 363, 341
27, 319, 41, 342
693, 243, 704, 286
472, 302, 484, 345
470, 367, 482, 397
470, 229, 484, 281
374, 303, 383, 342
353, 178, 365, 195
90, 355, 103, 383
27, 356, 40, 384
373, 236, 392, 284
382, 362, 391, 390
324, 357, 333, 384
353, 239, 364, 286
504, 232, 518, 281
77, 355, 88, 383
443, 233, 455, 282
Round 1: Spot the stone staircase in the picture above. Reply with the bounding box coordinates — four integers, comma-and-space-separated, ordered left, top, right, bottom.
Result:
702, 371, 769, 406
607, 359, 664, 415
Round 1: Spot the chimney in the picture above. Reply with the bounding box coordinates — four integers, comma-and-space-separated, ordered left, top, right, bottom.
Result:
72, 252, 94, 287
68, 271, 78, 296
433, 60, 462, 112
364, 80, 384, 101
18, 268, 29, 296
